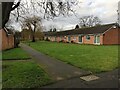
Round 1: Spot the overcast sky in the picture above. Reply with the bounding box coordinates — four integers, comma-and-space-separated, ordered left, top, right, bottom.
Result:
10, 0, 120, 31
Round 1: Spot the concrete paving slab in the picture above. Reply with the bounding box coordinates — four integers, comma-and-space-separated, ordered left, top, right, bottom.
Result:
80, 75, 99, 81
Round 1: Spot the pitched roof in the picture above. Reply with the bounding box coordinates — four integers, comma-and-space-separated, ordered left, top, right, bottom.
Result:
44, 23, 118, 36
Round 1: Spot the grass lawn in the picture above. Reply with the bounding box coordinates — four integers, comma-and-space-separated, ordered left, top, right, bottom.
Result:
2, 47, 30, 60
3, 60, 52, 88
25, 41, 118, 73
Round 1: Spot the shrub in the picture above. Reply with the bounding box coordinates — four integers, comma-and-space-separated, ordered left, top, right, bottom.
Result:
45, 37, 50, 41
71, 40, 74, 43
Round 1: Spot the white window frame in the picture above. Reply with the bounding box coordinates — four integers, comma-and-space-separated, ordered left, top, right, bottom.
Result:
86, 35, 90, 40
78, 35, 83, 43
94, 35, 100, 45
68, 35, 71, 42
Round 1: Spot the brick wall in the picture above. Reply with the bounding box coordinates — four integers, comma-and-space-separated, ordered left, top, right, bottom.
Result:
103, 28, 120, 45
8, 35, 14, 49
56, 37, 61, 42
83, 35, 94, 44
53, 34, 103, 45
51, 36, 55, 41
82, 35, 103, 45
100, 35, 103, 45
0, 29, 2, 51
65, 35, 78, 43
0, 29, 14, 50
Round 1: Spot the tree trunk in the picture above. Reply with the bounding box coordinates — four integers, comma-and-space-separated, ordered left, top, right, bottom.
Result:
32, 25, 36, 42
2, 2, 13, 28
32, 34, 35, 42
2, 1, 20, 28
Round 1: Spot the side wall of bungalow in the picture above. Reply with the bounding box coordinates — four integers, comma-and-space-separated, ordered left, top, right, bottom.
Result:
0, 29, 14, 50
44, 28, 120, 45
103, 28, 120, 45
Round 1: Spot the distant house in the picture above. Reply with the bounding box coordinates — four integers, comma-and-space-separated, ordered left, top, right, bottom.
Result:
44, 23, 120, 45
21, 29, 31, 41
21, 29, 44, 41
0, 28, 15, 50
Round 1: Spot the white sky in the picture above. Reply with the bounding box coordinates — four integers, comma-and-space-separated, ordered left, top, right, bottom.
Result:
10, 0, 120, 31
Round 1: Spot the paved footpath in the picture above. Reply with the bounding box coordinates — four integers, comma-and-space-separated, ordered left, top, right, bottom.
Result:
42, 69, 119, 88
21, 43, 119, 88
21, 43, 91, 81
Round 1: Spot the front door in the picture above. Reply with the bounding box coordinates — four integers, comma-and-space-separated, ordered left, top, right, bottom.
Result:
94, 35, 100, 44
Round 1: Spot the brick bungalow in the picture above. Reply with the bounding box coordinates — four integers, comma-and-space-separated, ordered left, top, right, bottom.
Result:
0, 28, 14, 50
44, 23, 120, 45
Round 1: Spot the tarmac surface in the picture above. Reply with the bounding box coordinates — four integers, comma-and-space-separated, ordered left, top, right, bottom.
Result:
21, 43, 119, 88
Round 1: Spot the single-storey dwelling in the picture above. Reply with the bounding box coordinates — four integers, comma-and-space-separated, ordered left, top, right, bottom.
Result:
44, 23, 120, 45
0, 28, 15, 50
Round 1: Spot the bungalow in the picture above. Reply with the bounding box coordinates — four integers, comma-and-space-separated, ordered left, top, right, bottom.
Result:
0, 28, 14, 50
44, 23, 120, 45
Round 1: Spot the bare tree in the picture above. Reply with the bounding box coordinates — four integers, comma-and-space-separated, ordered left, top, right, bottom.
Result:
79, 15, 101, 28
3, 0, 81, 30
48, 24, 58, 32
23, 16, 42, 42
53, 28, 57, 32
2, 0, 81, 28
75, 24, 79, 29
16, 0, 79, 20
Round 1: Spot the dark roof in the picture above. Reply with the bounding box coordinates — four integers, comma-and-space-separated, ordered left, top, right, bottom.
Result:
44, 23, 119, 36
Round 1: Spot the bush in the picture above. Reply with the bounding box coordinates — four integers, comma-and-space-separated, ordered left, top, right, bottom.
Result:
45, 37, 50, 41
59, 40, 64, 43
71, 40, 76, 44
71, 40, 74, 43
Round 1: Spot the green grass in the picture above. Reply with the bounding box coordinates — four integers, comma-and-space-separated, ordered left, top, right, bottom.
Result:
25, 41, 119, 73
2, 47, 30, 60
2, 60, 52, 88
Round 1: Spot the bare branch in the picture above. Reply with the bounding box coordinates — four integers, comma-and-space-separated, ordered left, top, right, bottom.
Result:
11, 0, 21, 11
79, 15, 101, 28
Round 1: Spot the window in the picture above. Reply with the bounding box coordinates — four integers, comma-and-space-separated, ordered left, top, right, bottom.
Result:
60, 36, 63, 41
94, 35, 100, 44
86, 35, 90, 40
73, 36, 76, 40
79, 36, 82, 42
68, 36, 71, 42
